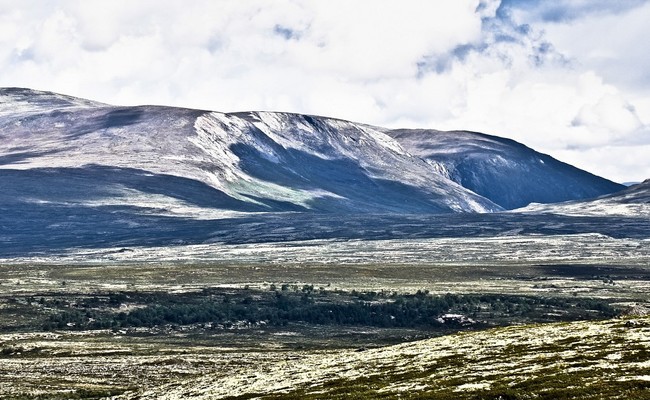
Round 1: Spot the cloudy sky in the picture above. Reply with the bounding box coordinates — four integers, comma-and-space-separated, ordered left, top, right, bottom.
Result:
1, 0, 649, 182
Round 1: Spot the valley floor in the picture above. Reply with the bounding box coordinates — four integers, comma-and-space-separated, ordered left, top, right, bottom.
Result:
0, 255, 649, 399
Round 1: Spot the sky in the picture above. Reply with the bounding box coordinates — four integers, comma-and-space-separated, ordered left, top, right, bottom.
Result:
1, 0, 649, 183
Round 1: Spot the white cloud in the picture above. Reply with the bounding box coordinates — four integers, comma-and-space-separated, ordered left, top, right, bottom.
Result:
518, 2, 650, 93
0, 0, 489, 113
0, 0, 649, 182
554, 143, 650, 184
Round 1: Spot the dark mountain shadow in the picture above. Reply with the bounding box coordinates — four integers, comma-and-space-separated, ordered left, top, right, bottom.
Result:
230, 142, 452, 213
0, 202, 228, 256
0, 107, 147, 140
64, 107, 145, 138
446, 148, 626, 210
0, 165, 310, 256
387, 129, 625, 209
199, 213, 650, 245
1, 207, 648, 257
0, 149, 64, 166
103, 108, 143, 128
0, 165, 270, 211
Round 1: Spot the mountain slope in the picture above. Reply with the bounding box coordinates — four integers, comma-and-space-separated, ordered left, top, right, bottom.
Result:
122, 316, 650, 399
386, 129, 625, 209
0, 87, 105, 116
520, 179, 650, 216
0, 88, 645, 257
0, 88, 501, 215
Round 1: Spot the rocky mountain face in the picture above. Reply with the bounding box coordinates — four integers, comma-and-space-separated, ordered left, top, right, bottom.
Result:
386, 129, 625, 209
0, 88, 503, 216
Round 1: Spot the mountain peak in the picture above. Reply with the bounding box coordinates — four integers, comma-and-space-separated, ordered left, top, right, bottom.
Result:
0, 87, 106, 116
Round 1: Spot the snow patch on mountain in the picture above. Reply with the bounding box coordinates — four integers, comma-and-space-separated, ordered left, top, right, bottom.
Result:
190, 111, 500, 213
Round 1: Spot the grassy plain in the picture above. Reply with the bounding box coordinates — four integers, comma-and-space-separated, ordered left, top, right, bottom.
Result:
0, 258, 648, 399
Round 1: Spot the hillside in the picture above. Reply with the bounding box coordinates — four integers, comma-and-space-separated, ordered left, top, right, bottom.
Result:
122, 316, 650, 399
521, 179, 650, 216
386, 129, 625, 209
0, 88, 637, 257
0, 88, 499, 215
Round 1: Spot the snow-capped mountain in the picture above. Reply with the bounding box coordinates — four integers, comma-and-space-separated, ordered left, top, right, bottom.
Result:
386, 129, 624, 209
520, 179, 650, 216
0, 88, 502, 216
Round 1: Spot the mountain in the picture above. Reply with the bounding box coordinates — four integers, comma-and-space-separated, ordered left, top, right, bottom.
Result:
2, 88, 624, 217
0, 87, 501, 216
520, 179, 650, 216
2, 88, 635, 257
385, 129, 625, 209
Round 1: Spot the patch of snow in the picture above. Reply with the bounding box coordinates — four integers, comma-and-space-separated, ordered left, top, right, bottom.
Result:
455, 382, 491, 391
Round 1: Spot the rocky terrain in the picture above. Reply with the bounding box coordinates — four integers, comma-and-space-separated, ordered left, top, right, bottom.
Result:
0, 87, 637, 262
126, 316, 650, 399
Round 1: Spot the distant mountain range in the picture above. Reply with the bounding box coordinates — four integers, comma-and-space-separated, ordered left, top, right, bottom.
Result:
0, 87, 624, 214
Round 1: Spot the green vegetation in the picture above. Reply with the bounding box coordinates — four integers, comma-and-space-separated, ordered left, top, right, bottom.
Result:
0, 287, 619, 334
242, 365, 650, 400
8, 388, 130, 400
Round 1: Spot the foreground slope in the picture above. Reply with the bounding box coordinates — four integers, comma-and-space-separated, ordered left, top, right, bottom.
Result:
386, 129, 625, 209
0, 88, 499, 215
122, 316, 650, 399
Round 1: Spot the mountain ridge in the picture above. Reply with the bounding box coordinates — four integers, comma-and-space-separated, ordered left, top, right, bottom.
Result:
0, 88, 501, 214
0, 87, 644, 258
386, 128, 625, 209
0, 87, 625, 216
